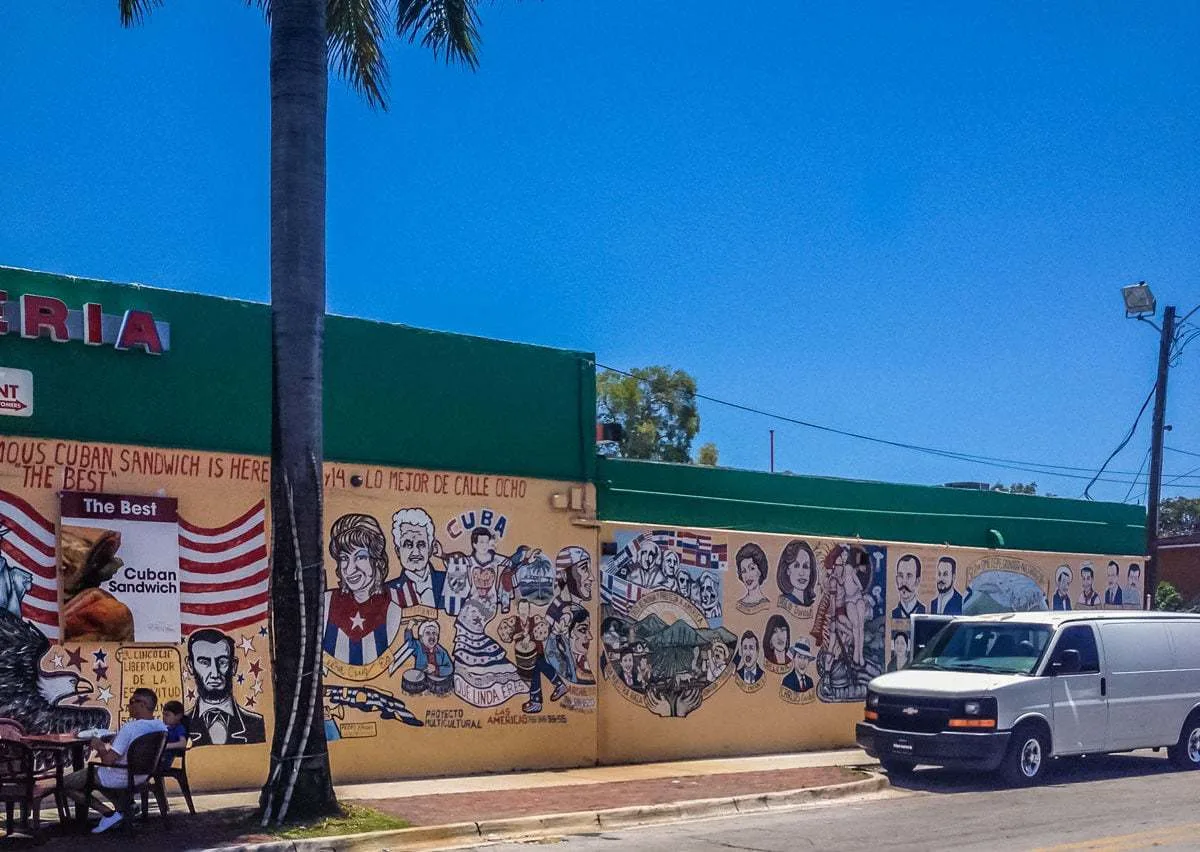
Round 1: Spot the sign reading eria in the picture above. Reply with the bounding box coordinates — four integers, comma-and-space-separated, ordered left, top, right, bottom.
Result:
0, 291, 170, 354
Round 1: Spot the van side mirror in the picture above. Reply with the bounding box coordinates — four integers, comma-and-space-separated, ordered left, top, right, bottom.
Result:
1051, 649, 1082, 675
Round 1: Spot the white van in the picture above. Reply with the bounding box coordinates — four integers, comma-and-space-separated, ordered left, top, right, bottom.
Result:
856, 611, 1200, 785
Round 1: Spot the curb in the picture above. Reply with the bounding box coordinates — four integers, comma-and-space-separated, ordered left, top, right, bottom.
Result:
205, 771, 888, 852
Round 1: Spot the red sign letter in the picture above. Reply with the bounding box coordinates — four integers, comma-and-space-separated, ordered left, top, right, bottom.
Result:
20, 294, 70, 342
115, 309, 164, 355
83, 302, 104, 346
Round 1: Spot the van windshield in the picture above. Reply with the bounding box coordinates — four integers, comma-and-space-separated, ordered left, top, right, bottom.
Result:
909, 622, 1053, 675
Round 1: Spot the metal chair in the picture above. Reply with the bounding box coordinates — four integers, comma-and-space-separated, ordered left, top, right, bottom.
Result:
76, 731, 168, 831
0, 739, 62, 842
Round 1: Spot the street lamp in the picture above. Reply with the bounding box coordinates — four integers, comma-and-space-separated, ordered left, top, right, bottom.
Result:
1122, 282, 1157, 318
1123, 282, 1176, 609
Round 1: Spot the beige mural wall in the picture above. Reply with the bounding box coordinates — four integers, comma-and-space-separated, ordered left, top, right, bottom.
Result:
0, 435, 600, 790
318, 463, 599, 782
596, 522, 1144, 765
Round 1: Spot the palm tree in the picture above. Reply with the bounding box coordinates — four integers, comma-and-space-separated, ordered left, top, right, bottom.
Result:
118, 0, 488, 825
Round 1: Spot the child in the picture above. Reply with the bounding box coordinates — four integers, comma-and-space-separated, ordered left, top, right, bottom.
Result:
160, 700, 188, 770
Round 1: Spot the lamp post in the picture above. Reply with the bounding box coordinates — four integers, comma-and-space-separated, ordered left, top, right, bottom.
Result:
1122, 282, 1176, 608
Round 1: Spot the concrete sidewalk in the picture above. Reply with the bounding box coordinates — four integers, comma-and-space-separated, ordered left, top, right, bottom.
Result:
196, 748, 874, 810
12, 749, 879, 850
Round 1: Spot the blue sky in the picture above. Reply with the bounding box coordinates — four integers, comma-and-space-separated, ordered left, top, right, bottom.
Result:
2, 1, 1198, 505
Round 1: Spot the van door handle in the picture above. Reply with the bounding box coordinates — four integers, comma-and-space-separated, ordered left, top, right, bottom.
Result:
1100, 677, 1106, 697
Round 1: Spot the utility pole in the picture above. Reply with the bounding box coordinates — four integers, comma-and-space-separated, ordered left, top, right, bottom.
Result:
1145, 304, 1176, 607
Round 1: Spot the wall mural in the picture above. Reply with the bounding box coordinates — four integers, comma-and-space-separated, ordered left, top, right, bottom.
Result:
601, 525, 1141, 723
318, 489, 597, 744
0, 433, 1145, 782
0, 485, 267, 747
0, 435, 598, 784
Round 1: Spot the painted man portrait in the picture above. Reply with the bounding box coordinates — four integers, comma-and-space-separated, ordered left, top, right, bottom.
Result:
184, 628, 266, 746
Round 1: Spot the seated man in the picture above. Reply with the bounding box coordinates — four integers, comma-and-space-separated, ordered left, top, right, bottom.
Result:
62, 686, 167, 834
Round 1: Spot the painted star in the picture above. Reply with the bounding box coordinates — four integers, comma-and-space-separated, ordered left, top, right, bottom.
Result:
93, 663, 109, 681
252, 680, 263, 696
245, 695, 257, 708
236, 673, 245, 685
259, 626, 269, 637
239, 635, 255, 654
66, 647, 85, 670
249, 660, 263, 678
52, 653, 65, 669
186, 688, 196, 703
98, 686, 113, 703
350, 611, 365, 631
93, 649, 107, 664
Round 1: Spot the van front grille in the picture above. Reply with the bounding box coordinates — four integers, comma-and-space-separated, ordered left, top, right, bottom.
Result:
875, 695, 954, 734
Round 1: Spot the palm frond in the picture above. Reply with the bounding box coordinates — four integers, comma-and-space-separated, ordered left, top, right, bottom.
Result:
328, 0, 390, 108
247, 0, 273, 23
119, 0, 164, 26
396, 0, 481, 70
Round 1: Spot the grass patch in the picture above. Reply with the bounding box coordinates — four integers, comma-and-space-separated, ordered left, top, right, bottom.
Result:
270, 803, 410, 839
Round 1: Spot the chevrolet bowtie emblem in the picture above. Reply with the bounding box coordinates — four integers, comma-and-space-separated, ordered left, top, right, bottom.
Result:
902, 707, 919, 716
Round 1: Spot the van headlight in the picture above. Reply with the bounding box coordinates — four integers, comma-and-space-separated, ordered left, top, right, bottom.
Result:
867, 692, 880, 709
948, 698, 998, 729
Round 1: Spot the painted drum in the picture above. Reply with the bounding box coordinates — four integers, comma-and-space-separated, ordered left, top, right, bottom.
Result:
401, 669, 428, 695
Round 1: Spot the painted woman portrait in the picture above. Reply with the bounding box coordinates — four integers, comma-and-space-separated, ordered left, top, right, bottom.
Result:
763, 613, 792, 667
734, 543, 770, 612
777, 540, 817, 608
322, 513, 403, 668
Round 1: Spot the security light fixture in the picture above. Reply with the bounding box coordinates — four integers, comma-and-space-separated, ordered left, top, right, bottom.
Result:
1122, 282, 1156, 318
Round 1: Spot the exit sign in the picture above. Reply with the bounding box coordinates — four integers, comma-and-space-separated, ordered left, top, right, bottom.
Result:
0, 367, 33, 417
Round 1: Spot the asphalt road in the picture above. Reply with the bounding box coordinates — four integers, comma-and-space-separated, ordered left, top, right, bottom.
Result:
473, 752, 1200, 852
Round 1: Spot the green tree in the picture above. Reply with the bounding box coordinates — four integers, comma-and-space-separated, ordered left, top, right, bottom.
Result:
696, 442, 719, 466
119, 0, 495, 825
1159, 497, 1200, 537
1156, 580, 1187, 612
597, 367, 700, 462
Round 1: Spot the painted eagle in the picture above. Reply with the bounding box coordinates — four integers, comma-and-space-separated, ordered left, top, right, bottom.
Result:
0, 610, 111, 734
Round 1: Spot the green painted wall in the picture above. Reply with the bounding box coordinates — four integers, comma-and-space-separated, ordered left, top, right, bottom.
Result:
0, 266, 595, 482
596, 457, 1146, 555
1, 265, 1148, 557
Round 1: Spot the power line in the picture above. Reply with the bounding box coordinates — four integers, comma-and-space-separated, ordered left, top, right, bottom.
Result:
1164, 462, 1200, 489
1168, 446, 1200, 459
595, 363, 1200, 490
1083, 383, 1157, 500
1124, 447, 1152, 504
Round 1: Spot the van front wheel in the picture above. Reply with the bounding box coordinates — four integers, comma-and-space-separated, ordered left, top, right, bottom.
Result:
879, 756, 915, 777
1001, 724, 1049, 786
1168, 716, 1200, 769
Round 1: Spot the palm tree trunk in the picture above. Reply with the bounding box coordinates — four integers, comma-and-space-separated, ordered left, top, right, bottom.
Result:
258, 0, 338, 824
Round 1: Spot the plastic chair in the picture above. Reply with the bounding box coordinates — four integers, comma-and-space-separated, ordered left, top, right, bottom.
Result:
76, 731, 168, 831
144, 737, 195, 816
0, 719, 25, 741
0, 739, 62, 842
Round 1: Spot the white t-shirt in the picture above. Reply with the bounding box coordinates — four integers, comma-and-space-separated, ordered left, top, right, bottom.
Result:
97, 718, 167, 788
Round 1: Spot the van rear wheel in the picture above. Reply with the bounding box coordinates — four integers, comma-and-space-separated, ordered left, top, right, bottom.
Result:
1001, 724, 1049, 786
1168, 716, 1200, 769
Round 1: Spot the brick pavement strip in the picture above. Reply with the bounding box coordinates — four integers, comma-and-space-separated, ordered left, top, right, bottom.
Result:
9, 765, 878, 851
360, 765, 861, 825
